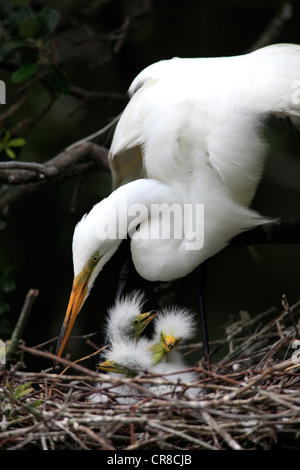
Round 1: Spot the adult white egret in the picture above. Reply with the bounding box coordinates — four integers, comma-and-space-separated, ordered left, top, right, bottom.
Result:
55, 43, 300, 362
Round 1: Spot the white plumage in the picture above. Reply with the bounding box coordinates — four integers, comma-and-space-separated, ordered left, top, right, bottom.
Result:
149, 306, 196, 365
89, 303, 199, 403
91, 339, 199, 404
104, 290, 156, 343
56, 43, 300, 361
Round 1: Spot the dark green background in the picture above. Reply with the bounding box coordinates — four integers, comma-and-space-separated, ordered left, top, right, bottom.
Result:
1, 0, 300, 370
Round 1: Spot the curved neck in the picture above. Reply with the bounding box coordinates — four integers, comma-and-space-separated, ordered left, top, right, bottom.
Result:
96, 179, 178, 240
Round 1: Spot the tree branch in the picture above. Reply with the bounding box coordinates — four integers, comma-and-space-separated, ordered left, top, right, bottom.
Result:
249, 0, 294, 51
0, 142, 109, 218
231, 220, 300, 248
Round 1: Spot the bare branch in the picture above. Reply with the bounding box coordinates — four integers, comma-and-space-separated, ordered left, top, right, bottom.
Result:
249, 0, 294, 51
0, 142, 109, 218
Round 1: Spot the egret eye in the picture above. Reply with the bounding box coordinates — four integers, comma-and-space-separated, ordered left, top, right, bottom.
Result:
91, 251, 100, 263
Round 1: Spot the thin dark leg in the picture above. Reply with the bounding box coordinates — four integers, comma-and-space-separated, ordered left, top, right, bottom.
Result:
195, 262, 211, 369
116, 254, 133, 299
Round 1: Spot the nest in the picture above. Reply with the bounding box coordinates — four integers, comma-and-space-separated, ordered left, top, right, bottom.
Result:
1, 297, 300, 451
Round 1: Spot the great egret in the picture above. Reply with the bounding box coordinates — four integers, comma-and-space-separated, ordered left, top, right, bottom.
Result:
55, 43, 300, 361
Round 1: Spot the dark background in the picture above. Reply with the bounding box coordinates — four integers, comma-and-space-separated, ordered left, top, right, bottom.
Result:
0, 0, 300, 371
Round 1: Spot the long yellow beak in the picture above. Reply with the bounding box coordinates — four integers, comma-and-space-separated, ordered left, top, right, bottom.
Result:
55, 273, 89, 361
55, 252, 101, 362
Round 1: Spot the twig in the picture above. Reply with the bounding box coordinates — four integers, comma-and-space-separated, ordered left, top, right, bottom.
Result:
282, 294, 300, 339
6, 289, 39, 365
76, 425, 115, 450
249, 1, 294, 51
0, 142, 109, 219
201, 410, 243, 450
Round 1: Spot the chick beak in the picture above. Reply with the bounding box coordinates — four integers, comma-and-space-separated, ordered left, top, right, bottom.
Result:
55, 270, 90, 363
96, 360, 120, 374
162, 335, 178, 352
139, 310, 157, 327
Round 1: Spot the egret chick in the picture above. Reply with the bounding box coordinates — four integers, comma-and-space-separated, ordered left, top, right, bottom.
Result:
90, 338, 153, 404
95, 338, 199, 402
149, 307, 196, 365
104, 290, 156, 343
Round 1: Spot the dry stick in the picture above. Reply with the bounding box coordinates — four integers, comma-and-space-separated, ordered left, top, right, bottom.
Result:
208, 358, 299, 407
6, 289, 39, 364
201, 410, 243, 450
18, 344, 158, 398
19, 345, 101, 379
282, 294, 300, 339
76, 425, 115, 450
146, 420, 218, 450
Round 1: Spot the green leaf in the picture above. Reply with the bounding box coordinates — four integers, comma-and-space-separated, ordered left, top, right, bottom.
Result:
19, 16, 43, 39
8, 137, 26, 148
11, 63, 38, 83
29, 399, 41, 409
3, 130, 11, 144
39, 7, 60, 35
5, 148, 16, 159
13, 382, 34, 399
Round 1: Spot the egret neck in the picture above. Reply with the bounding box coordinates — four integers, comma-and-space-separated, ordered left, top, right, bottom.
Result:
55, 174, 263, 362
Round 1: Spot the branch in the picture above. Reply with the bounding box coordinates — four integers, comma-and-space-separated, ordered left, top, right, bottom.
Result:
6, 289, 39, 365
231, 220, 300, 248
0, 142, 109, 218
249, 0, 294, 51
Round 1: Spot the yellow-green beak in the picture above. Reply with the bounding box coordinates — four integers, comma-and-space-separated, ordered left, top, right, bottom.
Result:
161, 334, 178, 352
134, 310, 157, 339
97, 360, 120, 373
55, 252, 100, 362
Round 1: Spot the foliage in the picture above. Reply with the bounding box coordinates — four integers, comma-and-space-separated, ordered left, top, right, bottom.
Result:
0, 130, 25, 159
0, 0, 68, 160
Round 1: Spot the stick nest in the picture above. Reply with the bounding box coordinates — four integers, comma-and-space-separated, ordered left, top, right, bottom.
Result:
1, 298, 300, 450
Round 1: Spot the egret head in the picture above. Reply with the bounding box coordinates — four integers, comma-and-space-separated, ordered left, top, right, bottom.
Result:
106, 291, 157, 342
55, 199, 123, 362
155, 307, 196, 355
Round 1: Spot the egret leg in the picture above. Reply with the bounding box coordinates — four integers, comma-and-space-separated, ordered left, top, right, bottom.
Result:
116, 254, 133, 299
195, 263, 211, 369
